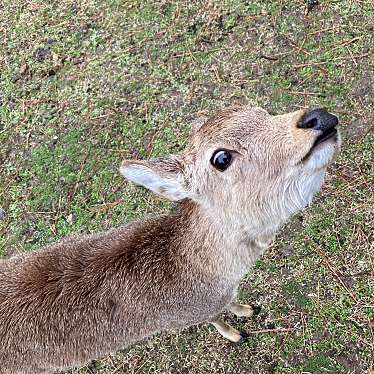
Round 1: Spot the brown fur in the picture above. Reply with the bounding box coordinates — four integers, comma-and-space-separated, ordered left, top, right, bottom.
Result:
0, 202, 236, 373
0, 105, 340, 373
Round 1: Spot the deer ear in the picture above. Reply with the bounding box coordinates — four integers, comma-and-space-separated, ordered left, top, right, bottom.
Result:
120, 157, 188, 201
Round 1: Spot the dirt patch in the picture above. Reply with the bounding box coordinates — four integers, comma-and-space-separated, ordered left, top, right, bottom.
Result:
344, 115, 374, 143
351, 72, 374, 106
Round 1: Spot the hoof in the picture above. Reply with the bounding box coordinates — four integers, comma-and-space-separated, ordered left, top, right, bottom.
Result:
239, 331, 249, 342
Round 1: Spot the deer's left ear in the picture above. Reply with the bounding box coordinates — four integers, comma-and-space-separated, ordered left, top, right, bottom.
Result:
120, 157, 188, 201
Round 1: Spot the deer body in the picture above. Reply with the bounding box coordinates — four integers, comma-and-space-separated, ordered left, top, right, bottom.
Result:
0, 106, 340, 373
0, 202, 269, 373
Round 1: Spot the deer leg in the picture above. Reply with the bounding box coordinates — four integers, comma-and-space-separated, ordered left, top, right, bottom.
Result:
228, 301, 254, 318
210, 317, 247, 343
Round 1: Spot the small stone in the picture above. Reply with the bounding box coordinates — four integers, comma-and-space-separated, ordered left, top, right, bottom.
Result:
52, 52, 59, 63
35, 47, 50, 62
0, 208, 6, 220
45, 38, 56, 45
19, 64, 28, 75
66, 214, 74, 225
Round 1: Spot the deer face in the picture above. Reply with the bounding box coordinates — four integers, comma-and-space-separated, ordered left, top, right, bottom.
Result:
121, 106, 340, 235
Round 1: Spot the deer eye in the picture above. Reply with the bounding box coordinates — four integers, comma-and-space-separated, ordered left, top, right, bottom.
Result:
210, 149, 233, 171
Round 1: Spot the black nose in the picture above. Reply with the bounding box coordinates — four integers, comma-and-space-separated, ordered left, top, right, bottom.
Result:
298, 108, 338, 131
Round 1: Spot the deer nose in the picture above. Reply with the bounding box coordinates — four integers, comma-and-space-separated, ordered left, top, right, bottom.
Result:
298, 108, 338, 131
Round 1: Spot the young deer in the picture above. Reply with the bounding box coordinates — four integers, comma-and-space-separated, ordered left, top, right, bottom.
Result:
0, 106, 340, 373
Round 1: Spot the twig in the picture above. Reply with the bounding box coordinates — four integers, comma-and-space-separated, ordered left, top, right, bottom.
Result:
245, 327, 295, 334
293, 53, 369, 68
171, 46, 236, 59
309, 26, 338, 35
313, 244, 359, 303
187, 47, 198, 63
330, 36, 362, 52
212, 65, 222, 82
258, 54, 279, 61
346, 45, 358, 67
258, 51, 292, 61
26, 211, 53, 215
69, 152, 89, 205
282, 90, 324, 96
90, 201, 122, 213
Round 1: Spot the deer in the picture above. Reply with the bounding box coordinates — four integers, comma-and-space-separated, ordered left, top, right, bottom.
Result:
0, 106, 340, 373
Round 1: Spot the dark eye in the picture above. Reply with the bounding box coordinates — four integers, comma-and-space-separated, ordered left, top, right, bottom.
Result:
210, 149, 233, 171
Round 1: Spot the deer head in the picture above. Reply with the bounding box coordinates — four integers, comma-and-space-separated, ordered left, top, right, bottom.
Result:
120, 106, 340, 237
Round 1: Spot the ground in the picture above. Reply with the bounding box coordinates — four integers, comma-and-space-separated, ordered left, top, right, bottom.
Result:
0, 0, 373, 373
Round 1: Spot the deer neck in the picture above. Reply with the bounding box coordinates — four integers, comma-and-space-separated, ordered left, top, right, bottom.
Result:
174, 199, 276, 282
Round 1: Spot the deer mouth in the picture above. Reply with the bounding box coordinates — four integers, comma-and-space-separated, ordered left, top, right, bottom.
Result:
312, 126, 338, 149
302, 127, 338, 162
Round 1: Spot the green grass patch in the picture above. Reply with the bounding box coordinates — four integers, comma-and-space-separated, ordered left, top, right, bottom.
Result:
1, 0, 373, 372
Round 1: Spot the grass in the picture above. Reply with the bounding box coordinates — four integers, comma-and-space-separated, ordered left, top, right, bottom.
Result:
1, 0, 373, 373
